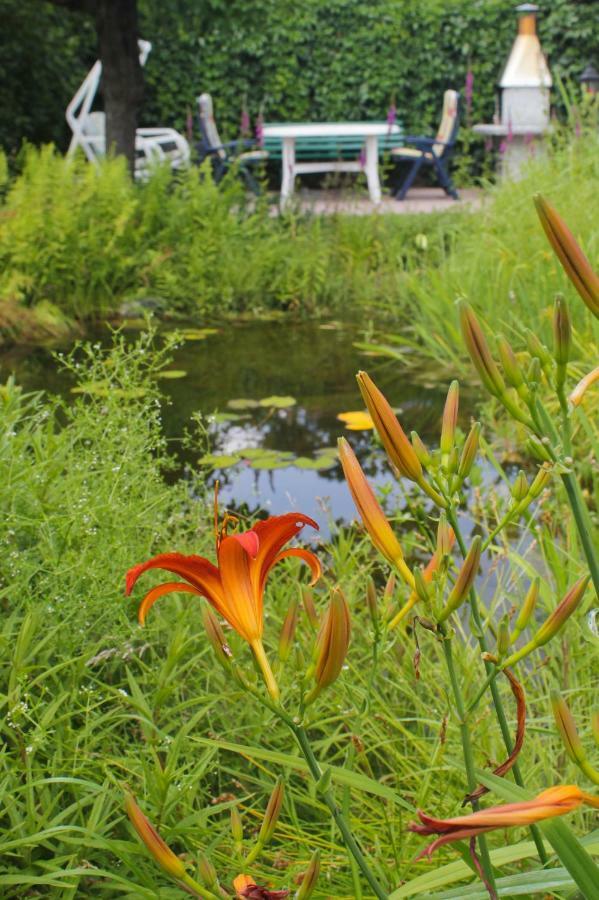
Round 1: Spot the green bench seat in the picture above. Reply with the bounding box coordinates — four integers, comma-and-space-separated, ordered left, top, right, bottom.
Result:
263, 122, 404, 161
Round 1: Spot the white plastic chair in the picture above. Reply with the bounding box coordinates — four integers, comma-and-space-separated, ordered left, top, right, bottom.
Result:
66, 40, 190, 179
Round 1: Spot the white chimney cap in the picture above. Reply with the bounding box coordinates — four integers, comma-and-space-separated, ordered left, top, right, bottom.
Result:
500, 5, 552, 88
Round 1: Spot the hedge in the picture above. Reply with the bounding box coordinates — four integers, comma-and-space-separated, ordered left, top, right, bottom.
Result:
1, 0, 596, 157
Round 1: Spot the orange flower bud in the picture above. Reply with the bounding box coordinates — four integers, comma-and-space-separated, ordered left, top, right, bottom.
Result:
440, 381, 459, 458
569, 365, 599, 408
534, 194, 599, 319
278, 597, 299, 662
503, 575, 590, 667
459, 302, 505, 397
356, 371, 423, 482
125, 791, 187, 881
438, 536, 482, 622
301, 586, 319, 629
296, 849, 321, 899
258, 777, 285, 846
338, 437, 414, 587
307, 587, 351, 702
436, 513, 453, 559
457, 421, 481, 480
553, 294, 571, 368
511, 577, 539, 643
551, 692, 586, 766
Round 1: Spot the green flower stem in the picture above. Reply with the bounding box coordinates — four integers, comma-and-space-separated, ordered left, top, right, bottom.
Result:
441, 635, 496, 893
560, 469, 599, 599
446, 509, 549, 865
291, 722, 388, 900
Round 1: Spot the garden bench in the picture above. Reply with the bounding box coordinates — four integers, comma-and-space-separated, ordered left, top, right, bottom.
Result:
262, 121, 404, 206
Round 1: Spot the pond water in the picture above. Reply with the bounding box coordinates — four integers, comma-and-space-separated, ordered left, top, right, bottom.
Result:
1, 319, 480, 536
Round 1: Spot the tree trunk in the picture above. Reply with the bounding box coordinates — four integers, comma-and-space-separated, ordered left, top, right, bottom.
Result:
95, 0, 144, 175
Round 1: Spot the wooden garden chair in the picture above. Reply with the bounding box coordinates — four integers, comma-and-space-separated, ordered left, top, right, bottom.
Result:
196, 93, 268, 194
391, 90, 460, 200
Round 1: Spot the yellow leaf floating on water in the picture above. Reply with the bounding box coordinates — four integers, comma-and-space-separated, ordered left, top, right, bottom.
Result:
337, 410, 374, 431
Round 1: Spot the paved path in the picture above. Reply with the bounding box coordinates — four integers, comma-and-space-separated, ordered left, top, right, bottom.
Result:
269, 186, 482, 216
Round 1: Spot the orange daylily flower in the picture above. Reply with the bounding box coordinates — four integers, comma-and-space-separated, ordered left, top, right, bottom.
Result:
410, 784, 599, 858
126, 502, 321, 701
233, 874, 289, 899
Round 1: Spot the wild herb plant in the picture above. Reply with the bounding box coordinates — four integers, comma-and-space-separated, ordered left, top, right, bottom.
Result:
123, 199, 598, 898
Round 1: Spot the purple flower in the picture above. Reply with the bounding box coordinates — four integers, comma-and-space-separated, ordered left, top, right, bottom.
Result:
359, 146, 366, 168
387, 103, 397, 126
240, 107, 251, 137
465, 69, 474, 111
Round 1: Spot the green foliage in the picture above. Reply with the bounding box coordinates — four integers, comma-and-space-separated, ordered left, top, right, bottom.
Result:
0, 145, 460, 326
1, 0, 597, 168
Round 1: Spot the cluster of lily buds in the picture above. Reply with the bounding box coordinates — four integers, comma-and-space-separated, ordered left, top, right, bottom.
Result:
551, 692, 599, 785
305, 587, 351, 704
501, 574, 590, 668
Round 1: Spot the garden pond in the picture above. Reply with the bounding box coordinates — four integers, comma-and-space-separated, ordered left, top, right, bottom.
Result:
1, 318, 502, 537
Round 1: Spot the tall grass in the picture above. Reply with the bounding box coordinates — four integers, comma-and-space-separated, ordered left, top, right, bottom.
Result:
1, 333, 596, 896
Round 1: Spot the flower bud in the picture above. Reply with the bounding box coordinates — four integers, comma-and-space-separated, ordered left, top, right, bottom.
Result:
307, 587, 351, 702
413, 565, 431, 605
338, 437, 414, 587
551, 692, 586, 766
528, 463, 553, 499
231, 805, 243, 845
437, 513, 453, 560
496, 615, 511, 659
438, 536, 482, 622
525, 330, 554, 377
296, 849, 321, 899
125, 792, 187, 880
553, 295, 571, 368
302, 587, 319, 629
440, 381, 459, 458
569, 365, 599, 408
316, 766, 333, 795
525, 435, 553, 463
511, 577, 539, 643
503, 575, 590, 667
526, 355, 542, 387
511, 470, 529, 502
278, 597, 299, 663
497, 336, 524, 389
356, 371, 423, 482
459, 302, 505, 397
457, 422, 481, 480
198, 852, 219, 888
202, 605, 233, 670
411, 431, 432, 466
258, 777, 285, 846
534, 194, 599, 319
384, 572, 396, 601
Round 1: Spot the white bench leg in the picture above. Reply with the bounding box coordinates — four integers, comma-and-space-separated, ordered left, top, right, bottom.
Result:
281, 137, 296, 209
364, 135, 381, 204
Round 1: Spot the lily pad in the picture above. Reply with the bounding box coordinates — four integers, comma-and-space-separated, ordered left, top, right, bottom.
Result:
315, 446, 338, 456
198, 453, 241, 468
294, 456, 337, 470
211, 411, 250, 423
258, 395, 297, 409
180, 328, 219, 340
157, 370, 188, 380
227, 398, 261, 410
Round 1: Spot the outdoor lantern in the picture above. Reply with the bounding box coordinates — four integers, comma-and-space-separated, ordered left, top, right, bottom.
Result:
579, 63, 599, 95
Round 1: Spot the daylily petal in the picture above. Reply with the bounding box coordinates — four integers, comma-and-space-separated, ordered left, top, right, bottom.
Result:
218, 535, 263, 642
271, 548, 322, 585
233, 529, 260, 558
126, 552, 222, 601
252, 513, 319, 592
138, 582, 200, 625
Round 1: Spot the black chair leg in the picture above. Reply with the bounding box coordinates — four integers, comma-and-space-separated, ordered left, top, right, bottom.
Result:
434, 159, 458, 200
394, 158, 423, 200
240, 165, 261, 196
